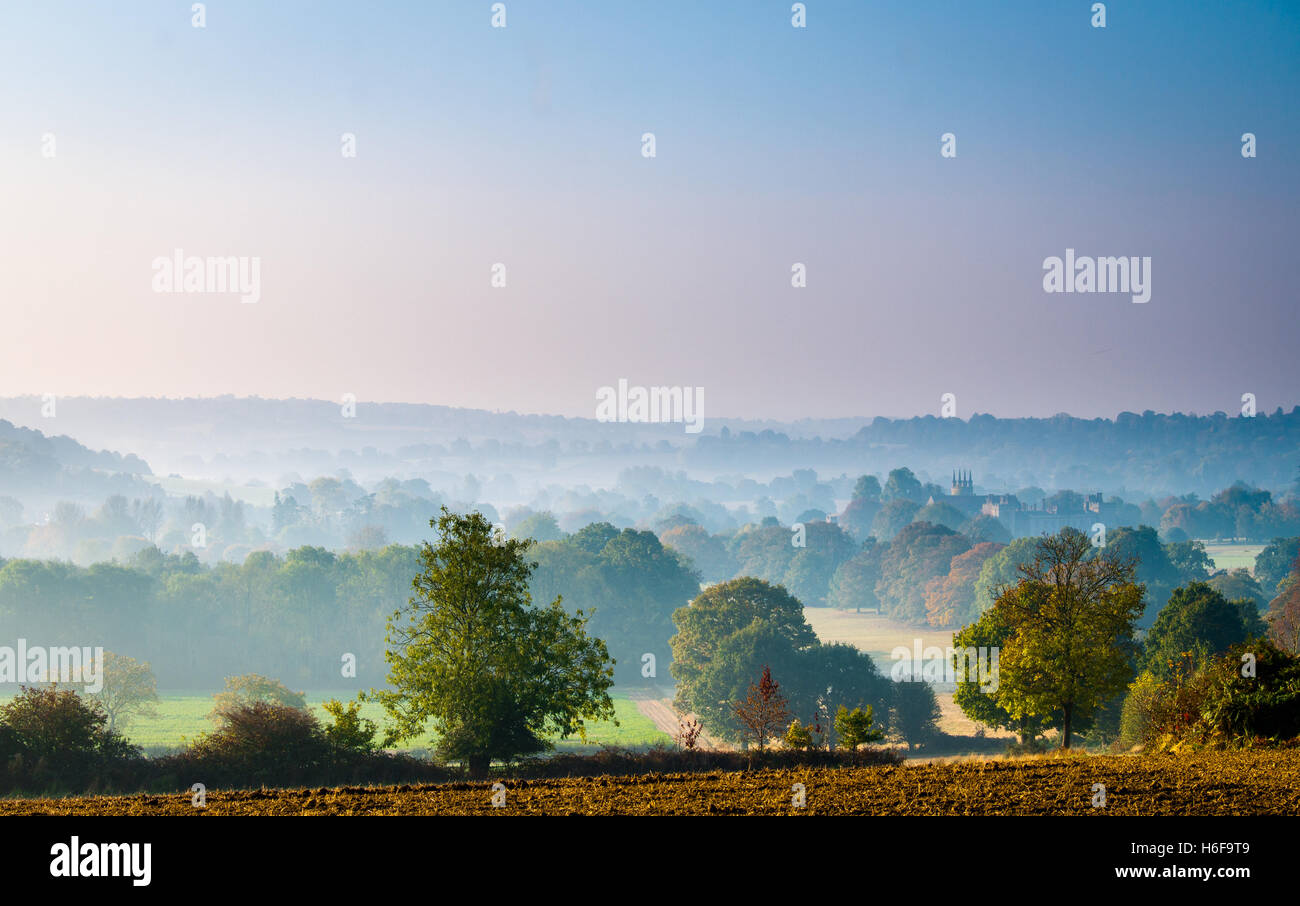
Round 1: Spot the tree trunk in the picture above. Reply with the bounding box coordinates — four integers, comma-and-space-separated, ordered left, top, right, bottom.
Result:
468, 754, 490, 780
1061, 705, 1073, 750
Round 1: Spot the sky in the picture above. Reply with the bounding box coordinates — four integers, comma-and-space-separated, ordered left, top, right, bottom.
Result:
0, 0, 1297, 422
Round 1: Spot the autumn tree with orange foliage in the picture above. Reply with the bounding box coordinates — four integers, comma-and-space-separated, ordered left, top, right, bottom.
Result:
923, 541, 1005, 628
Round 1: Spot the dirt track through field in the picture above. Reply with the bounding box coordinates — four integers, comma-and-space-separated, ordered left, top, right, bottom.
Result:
803, 608, 1017, 740
625, 686, 732, 751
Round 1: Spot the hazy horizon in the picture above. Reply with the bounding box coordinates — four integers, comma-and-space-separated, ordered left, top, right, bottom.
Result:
4, 391, 1300, 427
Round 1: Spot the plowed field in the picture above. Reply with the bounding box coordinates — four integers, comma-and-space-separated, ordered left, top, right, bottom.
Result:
3, 750, 1297, 815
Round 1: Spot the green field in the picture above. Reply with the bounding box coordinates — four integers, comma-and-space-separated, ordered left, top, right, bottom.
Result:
0, 690, 668, 753
1203, 543, 1265, 574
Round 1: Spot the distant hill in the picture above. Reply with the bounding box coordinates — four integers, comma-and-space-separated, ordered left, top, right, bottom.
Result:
0, 419, 150, 475
686, 408, 1300, 497
0, 396, 1294, 498
0, 418, 152, 511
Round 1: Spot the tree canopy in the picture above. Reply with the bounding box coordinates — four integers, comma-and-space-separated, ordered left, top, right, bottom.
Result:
956, 528, 1145, 748
1142, 581, 1264, 678
374, 508, 615, 777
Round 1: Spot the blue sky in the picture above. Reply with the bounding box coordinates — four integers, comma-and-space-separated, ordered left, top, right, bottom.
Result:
1, 1, 1296, 420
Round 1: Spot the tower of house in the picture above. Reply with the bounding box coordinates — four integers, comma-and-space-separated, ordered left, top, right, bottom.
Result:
951, 469, 973, 496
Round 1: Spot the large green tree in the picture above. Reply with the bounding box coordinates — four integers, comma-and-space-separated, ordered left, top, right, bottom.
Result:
839, 496, 882, 541
828, 538, 885, 613
952, 606, 1056, 744
1256, 537, 1300, 597
593, 528, 701, 675
1142, 581, 1264, 678
728, 522, 799, 584
1165, 539, 1213, 586
870, 499, 920, 541
659, 523, 735, 583
669, 577, 886, 743
781, 522, 857, 607
986, 528, 1145, 748
852, 475, 882, 502
669, 577, 816, 737
530, 526, 699, 682
1208, 568, 1268, 610
881, 467, 924, 504
374, 508, 614, 777
1105, 525, 1179, 626
695, 621, 804, 743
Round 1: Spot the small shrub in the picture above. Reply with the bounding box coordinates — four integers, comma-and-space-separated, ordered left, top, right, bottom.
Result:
1199, 640, 1300, 741
321, 698, 378, 754
835, 705, 885, 749
1119, 670, 1169, 749
784, 719, 814, 750
1135, 640, 1300, 750
186, 701, 330, 785
674, 715, 703, 750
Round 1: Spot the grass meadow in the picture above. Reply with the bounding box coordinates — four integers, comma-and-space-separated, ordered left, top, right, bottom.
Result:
0, 689, 669, 753
1203, 542, 1265, 574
